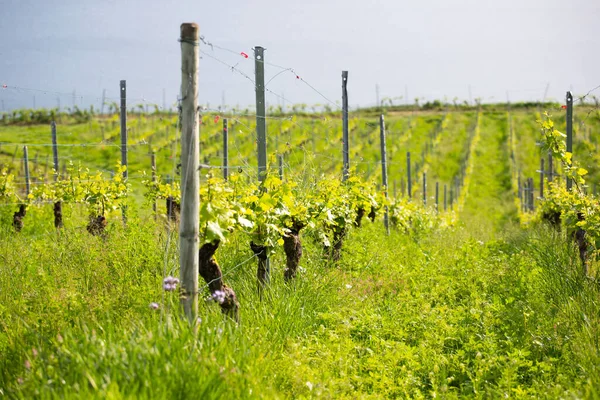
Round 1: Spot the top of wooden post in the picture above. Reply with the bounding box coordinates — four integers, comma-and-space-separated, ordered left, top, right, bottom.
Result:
180, 23, 199, 39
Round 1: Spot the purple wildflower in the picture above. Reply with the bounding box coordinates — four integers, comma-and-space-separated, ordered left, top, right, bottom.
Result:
149, 302, 160, 310
163, 276, 180, 292
212, 290, 226, 304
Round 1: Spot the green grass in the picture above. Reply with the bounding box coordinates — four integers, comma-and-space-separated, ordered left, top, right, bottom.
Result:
1, 109, 600, 398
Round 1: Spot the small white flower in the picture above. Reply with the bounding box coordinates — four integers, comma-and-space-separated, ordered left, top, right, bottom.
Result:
306, 381, 313, 391
345, 284, 352, 289
149, 302, 160, 310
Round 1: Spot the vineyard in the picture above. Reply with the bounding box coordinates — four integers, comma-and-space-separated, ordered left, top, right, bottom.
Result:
1, 97, 600, 398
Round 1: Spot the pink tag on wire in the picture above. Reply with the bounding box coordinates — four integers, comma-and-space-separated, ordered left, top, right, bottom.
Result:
214, 115, 220, 123
2, 84, 6, 88
296, 75, 300, 79
240, 52, 249, 58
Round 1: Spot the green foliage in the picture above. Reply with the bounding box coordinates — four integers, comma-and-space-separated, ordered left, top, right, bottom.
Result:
536, 113, 600, 260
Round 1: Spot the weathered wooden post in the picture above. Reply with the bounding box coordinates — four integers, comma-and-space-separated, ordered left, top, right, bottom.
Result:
179, 22, 200, 323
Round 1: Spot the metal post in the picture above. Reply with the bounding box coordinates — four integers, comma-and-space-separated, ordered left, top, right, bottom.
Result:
223, 118, 228, 180
179, 22, 200, 323
254, 46, 270, 288
530, 178, 535, 211
51, 122, 59, 181
23, 146, 30, 196
423, 172, 427, 206
342, 71, 349, 181
151, 152, 157, 214
435, 182, 439, 212
379, 114, 389, 234
566, 91, 573, 191
444, 184, 447, 211
100, 89, 106, 115
278, 154, 284, 181
540, 158, 544, 199
547, 152, 553, 183
407, 152, 412, 198
255, 46, 267, 182
119, 80, 128, 222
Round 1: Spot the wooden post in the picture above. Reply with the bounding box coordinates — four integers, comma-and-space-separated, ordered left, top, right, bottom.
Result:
179, 22, 200, 323
223, 118, 229, 180
342, 71, 349, 181
120, 80, 128, 223
407, 152, 412, 198
255, 46, 267, 182
379, 114, 389, 235
566, 91, 573, 191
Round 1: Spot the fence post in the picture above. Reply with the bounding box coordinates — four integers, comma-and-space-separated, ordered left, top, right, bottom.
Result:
101, 88, 106, 115
422, 172, 427, 206
278, 154, 284, 181
51, 121, 63, 228
23, 146, 30, 196
435, 182, 439, 212
255, 46, 267, 182
443, 184, 447, 211
407, 152, 412, 198
566, 91, 573, 191
342, 71, 349, 181
539, 158, 544, 199
120, 80, 128, 223
255, 46, 270, 289
179, 22, 200, 323
547, 152, 553, 183
379, 114, 389, 235
151, 152, 157, 215
528, 179, 533, 211
223, 118, 228, 180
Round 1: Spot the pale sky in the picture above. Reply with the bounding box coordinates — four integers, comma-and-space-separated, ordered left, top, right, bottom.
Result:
1, 0, 598, 112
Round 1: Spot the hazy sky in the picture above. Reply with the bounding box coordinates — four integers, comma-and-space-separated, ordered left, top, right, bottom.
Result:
1, 0, 598, 112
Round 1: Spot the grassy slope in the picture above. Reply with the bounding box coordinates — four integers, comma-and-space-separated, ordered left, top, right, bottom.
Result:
461, 112, 519, 236
1, 110, 600, 398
